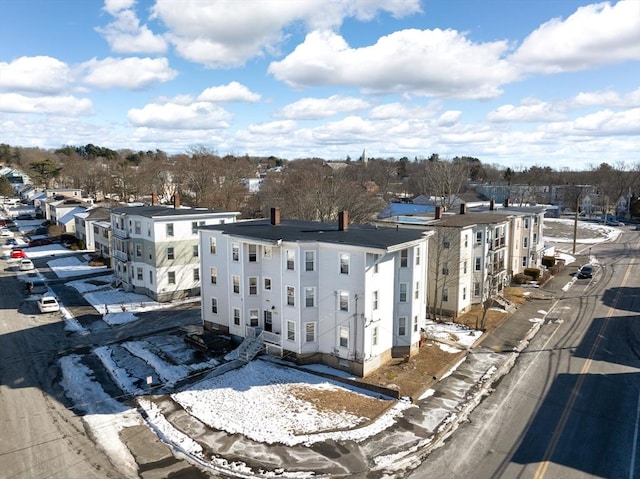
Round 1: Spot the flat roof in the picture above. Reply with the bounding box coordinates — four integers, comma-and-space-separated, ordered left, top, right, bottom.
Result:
112, 205, 238, 219
432, 211, 514, 227
202, 219, 429, 249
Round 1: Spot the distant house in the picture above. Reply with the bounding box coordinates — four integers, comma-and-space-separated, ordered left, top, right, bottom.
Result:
93, 220, 112, 262
75, 206, 112, 251
111, 195, 239, 302
200, 208, 433, 377
378, 202, 436, 219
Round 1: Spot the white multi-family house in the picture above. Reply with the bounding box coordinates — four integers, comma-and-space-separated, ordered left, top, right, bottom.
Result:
111, 197, 239, 302
93, 220, 112, 262
427, 205, 513, 317
475, 200, 546, 274
200, 208, 432, 377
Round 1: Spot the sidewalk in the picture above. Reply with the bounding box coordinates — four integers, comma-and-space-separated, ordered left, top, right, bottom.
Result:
128, 280, 560, 478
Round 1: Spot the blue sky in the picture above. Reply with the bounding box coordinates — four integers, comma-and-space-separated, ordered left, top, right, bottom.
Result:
0, 0, 638, 169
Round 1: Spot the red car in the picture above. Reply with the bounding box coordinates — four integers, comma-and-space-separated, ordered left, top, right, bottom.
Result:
11, 248, 26, 259
28, 238, 53, 247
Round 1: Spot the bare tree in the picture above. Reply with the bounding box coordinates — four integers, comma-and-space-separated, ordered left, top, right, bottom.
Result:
407, 158, 469, 209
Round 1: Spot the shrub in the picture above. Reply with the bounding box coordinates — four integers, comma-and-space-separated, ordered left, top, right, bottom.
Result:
542, 256, 556, 268
513, 273, 533, 284
524, 267, 541, 280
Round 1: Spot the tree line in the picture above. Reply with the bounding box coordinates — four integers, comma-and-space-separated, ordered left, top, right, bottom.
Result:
1, 143, 638, 221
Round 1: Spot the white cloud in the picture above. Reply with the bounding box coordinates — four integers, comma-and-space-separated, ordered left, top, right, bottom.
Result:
128, 100, 231, 129
487, 99, 566, 122
369, 102, 440, 120
269, 29, 516, 99
437, 110, 462, 127
568, 87, 640, 109
0, 93, 93, 115
79, 57, 178, 89
0, 56, 71, 94
247, 120, 297, 135
511, 0, 640, 74
150, 0, 421, 67
197, 82, 261, 103
97, 1, 167, 54
276, 95, 370, 120
539, 108, 640, 136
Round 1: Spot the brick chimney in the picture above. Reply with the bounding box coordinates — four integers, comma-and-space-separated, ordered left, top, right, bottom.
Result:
338, 211, 349, 231
490, 199, 495, 211
270, 207, 280, 225
460, 203, 466, 214
173, 191, 180, 208
435, 206, 442, 220
151, 192, 158, 206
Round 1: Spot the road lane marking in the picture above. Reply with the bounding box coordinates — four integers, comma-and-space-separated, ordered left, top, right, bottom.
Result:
534, 257, 635, 479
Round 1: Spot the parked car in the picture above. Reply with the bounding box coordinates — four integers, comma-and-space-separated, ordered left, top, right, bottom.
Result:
0, 229, 12, 237
28, 237, 53, 247
37, 296, 60, 313
577, 264, 594, 279
10, 248, 26, 259
25, 278, 48, 295
18, 259, 34, 271
4, 238, 18, 246
16, 213, 34, 220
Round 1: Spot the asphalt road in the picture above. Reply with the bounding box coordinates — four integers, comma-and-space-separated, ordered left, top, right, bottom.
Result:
0, 260, 124, 479
411, 229, 640, 478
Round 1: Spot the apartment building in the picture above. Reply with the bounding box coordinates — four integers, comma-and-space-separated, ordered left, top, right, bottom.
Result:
111, 198, 239, 302
200, 209, 432, 377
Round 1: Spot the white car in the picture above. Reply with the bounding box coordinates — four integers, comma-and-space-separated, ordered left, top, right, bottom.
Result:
0, 229, 12, 237
19, 259, 34, 271
37, 296, 60, 313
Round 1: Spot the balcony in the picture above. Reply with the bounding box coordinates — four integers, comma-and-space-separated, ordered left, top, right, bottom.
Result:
113, 249, 128, 262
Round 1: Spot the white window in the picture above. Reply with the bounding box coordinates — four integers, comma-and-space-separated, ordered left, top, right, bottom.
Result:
211, 297, 218, 314
373, 290, 378, 310
193, 268, 199, 281
339, 327, 349, 348
442, 288, 449, 302
264, 311, 273, 331
166, 223, 174, 237
149, 271, 153, 284
167, 247, 174, 260
398, 317, 406, 336
305, 251, 315, 271
475, 257, 481, 271
305, 322, 316, 342
523, 237, 529, 248
443, 235, 450, 249
233, 275, 240, 294
232, 243, 239, 261
339, 291, 349, 311
415, 246, 421, 265
413, 315, 418, 332
233, 308, 240, 326
339, 253, 350, 274
191, 221, 198, 234
136, 267, 142, 280
533, 233, 538, 245
372, 326, 378, 346
209, 237, 217, 254
248, 244, 257, 262
464, 234, 468, 248
474, 282, 480, 297
287, 286, 295, 306
264, 277, 271, 290
286, 250, 295, 270
135, 244, 142, 257
442, 261, 449, 275
287, 320, 295, 341
400, 249, 408, 267
193, 244, 199, 257
463, 287, 466, 300
522, 256, 527, 267
463, 261, 467, 274
524, 218, 530, 228
249, 309, 259, 327
304, 287, 315, 307
210, 267, 217, 284
249, 277, 258, 295
476, 231, 482, 244
263, 246, 272, 258
168, 271, 175, 284
415, 281, 419, 299
400, 283, 408, 302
